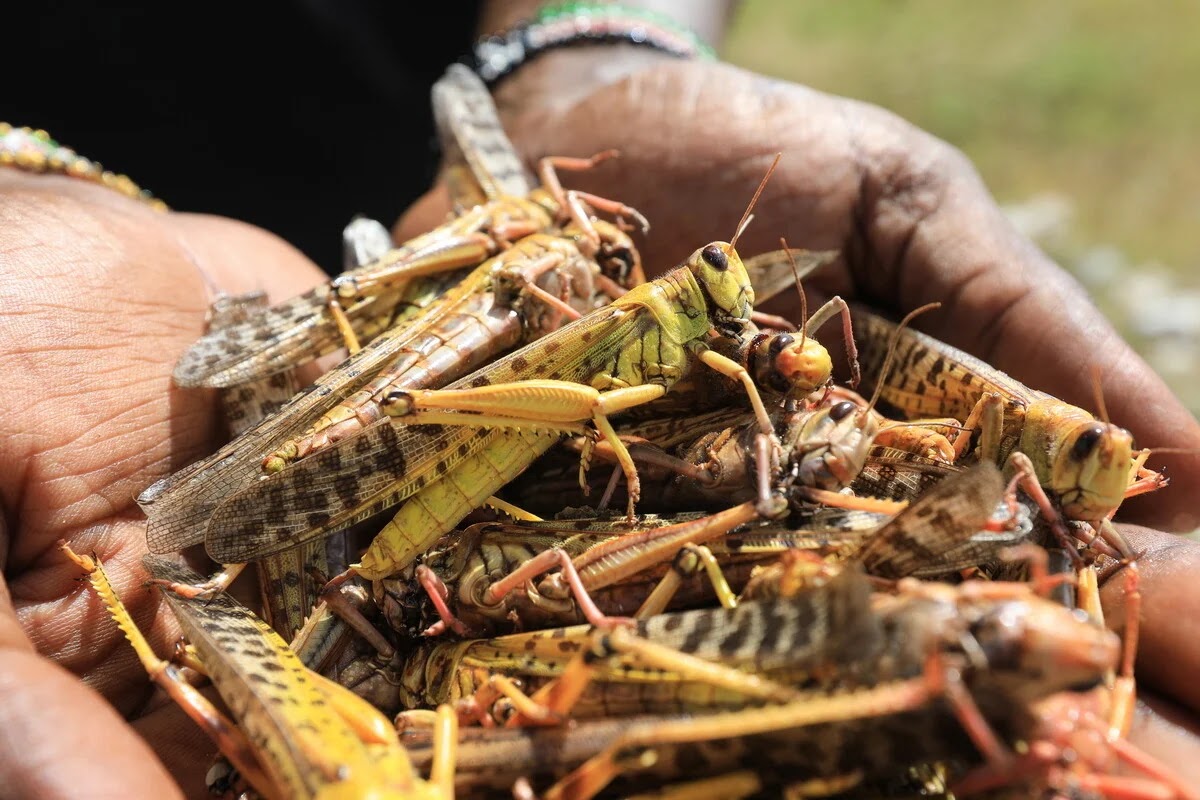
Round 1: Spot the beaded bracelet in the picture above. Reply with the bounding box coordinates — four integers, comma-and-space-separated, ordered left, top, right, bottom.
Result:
466, 2, 718, 87
0, 123, 167, 211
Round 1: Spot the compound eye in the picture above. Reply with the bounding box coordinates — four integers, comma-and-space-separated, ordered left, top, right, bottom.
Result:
768, 333, 795, 358
701, 244, 729, 271
829, 401, 857, 421
1070, 425, 1106, 461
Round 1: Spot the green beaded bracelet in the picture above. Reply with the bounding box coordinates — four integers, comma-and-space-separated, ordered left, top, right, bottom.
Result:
467, 2, 718, 87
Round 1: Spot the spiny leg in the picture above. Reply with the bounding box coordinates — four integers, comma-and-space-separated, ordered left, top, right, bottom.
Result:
477, 548, 635, 630
635, 544, 739, 618
58, 543, 276, 799
319, 567, 396, 658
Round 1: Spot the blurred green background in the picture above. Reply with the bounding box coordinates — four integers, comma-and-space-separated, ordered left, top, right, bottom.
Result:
722, 1, 1200, 416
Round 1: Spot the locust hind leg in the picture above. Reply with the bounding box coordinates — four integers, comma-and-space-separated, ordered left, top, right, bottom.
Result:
58, 542, 277, 800
538, 667, 955, 800
385, 380, 669, 520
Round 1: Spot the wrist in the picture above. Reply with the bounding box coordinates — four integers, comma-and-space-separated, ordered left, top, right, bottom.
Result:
469, 2, 726, 98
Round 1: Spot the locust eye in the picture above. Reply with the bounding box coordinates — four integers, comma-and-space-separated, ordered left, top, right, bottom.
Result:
701, 244, 729, 271
769, 333, 794, 357
1070, 425, 1106, 461
829, 401, 857, 422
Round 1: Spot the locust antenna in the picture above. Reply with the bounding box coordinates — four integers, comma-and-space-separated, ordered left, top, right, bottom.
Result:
1089, 364, 1111, 424
860, 302, 942, 424
780, 238, 808, 350
730, 152, 782, 252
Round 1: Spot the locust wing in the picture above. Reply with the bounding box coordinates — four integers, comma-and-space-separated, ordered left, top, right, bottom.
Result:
204, 297, 660, 563
742, 248, 838, 308
432, 63, 534, 204
850, 302, 1035, 423
852, 460, 1027, 578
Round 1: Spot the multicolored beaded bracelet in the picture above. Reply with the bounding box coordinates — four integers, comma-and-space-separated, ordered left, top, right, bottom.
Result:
0, 123, 168, 211
466, 2, 718, 87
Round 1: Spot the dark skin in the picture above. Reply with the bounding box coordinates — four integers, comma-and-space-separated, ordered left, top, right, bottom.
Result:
3, 51, 1200, 798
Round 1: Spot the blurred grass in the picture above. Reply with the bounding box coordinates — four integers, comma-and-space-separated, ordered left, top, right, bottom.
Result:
722, 1, 1200, 413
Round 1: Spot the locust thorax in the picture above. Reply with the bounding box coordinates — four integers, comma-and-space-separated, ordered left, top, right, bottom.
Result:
686, 242, 755, 325
788, 399, 876, 491
1019, 398, 1134, 519
747, 332, 834, 398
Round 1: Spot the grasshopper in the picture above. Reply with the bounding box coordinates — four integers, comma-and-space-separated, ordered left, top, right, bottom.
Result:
358, 463, 1024, 647
358, 465, 1030, 724
141, 72, 645, 557
387, 559, 1129, 800
204, 288, 329, 640
59, 545, 457, 800
171, 63, 646, 390
195, 160, 791, 617
850, 302, 1166, 561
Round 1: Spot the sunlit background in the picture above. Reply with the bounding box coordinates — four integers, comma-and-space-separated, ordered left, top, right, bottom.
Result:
722, 0, 1200, 417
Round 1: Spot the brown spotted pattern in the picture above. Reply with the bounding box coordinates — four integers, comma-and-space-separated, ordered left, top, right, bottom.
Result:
851, 303, 1036, 460
143, 271, 464, 553
203, 267, 703, 565
853, 461, 1027, 579
143, 556, 388, 797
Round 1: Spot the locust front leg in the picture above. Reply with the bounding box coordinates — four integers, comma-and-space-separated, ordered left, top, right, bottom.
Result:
689, 341, 788, 518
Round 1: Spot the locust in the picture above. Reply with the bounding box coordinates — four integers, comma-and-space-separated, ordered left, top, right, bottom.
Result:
850, 302, 1167, 563
58, 545, 457, 800
368, 503, 884, 643
353, 465, 1028, 723
140, 67, 645, 558
204, 288, 330, 640
192, 159, 792, 634
171, 63, 646, 390
387, 556, 1136, 800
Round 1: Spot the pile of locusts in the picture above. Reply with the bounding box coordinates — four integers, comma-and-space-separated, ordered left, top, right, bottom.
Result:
61, 65, 1194, 800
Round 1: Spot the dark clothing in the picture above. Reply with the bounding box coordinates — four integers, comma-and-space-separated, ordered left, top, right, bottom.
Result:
5, 2, 483, 271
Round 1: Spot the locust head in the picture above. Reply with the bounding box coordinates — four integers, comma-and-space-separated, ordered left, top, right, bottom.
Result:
787, 399, 876, 491
745, 331, 833, 398
1023, 400, 1134, 520
588, 218, 643, 290
687, 241, 755, 328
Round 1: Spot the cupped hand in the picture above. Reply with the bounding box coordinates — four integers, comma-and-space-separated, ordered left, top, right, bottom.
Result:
396, 52, 1200, 784
400, 54, 1200, 535
0, 170, 326, 797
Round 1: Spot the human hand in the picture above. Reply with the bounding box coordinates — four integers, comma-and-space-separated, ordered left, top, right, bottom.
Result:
399, 54, 1200, 534
0, 170, 326, 797
395, 53, 1200, 786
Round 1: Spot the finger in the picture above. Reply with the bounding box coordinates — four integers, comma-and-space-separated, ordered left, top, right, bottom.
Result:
1100, 526, 1200, 715
1128, 691, 1200, 791
855, 127, 1200, 531
392, 184, 453, 244
0, 567, 182, 799
169, 211, 329, 306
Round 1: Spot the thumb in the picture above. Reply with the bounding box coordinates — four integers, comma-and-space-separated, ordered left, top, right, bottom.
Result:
393, 184, 454, 244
